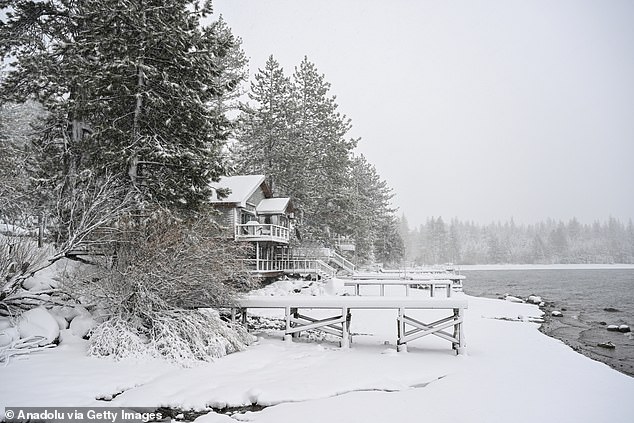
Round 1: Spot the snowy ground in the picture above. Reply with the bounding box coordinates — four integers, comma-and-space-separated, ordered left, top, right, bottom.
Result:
2, 281, 633, 423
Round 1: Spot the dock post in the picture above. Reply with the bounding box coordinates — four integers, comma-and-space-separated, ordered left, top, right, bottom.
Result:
284, 306, 292, 342
341, 307, 350, 348
457, 308, 466, 355
241, 308, 248, 326
291, 307, 299, 338
397, 308, 407, 352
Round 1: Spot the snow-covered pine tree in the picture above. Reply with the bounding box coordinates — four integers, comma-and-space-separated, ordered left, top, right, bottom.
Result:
0, 101, 44, 224
1, 2, 257, 362
288, 57, 357, 241
348, 154, 402, 264
0, 0, 240, 214
235, 55, 294, 192
208, 16, 249, 117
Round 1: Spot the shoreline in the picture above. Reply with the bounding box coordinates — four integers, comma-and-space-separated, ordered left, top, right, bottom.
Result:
468, 289, 634, 378
460, 267, 634, 378
538, 304, 634, 378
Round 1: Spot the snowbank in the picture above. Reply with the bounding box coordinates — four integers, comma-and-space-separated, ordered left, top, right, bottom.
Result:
1, 288, 633, 422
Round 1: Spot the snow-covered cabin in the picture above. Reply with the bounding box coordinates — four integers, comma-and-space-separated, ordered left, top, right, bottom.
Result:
210, 175, 293, 243
210, 175, 294, 276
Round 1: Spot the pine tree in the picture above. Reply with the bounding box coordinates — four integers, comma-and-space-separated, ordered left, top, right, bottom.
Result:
0, 101, 45, 223
236, 56, 357, 242
347, 154, 400, 263
235, 55, 294, 191
1, 0, 240, 215
288, 57, 356, 240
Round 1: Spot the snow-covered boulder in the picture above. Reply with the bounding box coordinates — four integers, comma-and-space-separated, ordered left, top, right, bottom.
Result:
526, 295, 542, 305
607, 325, 620, 332
49, 312, 70, 330
618, 325, 631, 333
0, 327, 20, 347
50, 305, 83, 323
69, 314, 97, 338
22, 275, 55, 292
17, 307, 60, 345
551, 311, 563, 317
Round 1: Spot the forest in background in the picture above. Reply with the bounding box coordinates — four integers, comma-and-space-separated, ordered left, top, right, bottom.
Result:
399, 215, 634, 265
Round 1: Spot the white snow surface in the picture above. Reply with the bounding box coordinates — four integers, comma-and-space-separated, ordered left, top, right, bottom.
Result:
209, 175, 265, 206
1, 281, 633, 422
255, 198, 291, 214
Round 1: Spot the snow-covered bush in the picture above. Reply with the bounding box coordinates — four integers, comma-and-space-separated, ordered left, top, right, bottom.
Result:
89, 309, 254, 365
0, 233, 51, 316
64, 215, 258, 364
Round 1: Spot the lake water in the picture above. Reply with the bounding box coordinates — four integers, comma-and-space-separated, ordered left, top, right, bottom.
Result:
461, 268, 634, 377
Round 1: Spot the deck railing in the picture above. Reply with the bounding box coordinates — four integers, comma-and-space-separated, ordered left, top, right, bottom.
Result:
235, 223, 290, 243
243, 258, 336, 279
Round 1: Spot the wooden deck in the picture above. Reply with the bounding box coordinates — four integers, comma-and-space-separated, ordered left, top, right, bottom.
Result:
229, 295, 467, 354
343, 279, 456, 297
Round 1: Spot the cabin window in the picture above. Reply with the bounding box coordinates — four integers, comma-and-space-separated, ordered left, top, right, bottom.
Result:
241, 211, 255, 224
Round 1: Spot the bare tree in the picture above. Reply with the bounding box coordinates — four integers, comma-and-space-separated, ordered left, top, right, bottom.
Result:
1, 173, 132, 316
64, 213, 258, 364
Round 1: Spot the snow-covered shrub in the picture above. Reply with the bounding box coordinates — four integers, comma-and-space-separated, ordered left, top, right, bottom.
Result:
0, 233, 51, 316
89, 310, 254, 365
64, 214, 258, 364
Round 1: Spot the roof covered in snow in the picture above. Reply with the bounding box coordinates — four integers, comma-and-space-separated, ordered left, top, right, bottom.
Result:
256, 198, 291, 215
209, 175, 267, 206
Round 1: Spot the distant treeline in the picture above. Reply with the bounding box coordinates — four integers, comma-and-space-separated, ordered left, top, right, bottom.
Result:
399, 216, 634, 265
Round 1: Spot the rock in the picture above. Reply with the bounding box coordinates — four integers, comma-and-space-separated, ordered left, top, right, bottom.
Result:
22, 275, 55, 292
526, 295, 542, 305
50, 305, 81, 323
551, 311, 563, 317
0, 327, 20, 347
17, 307, 60, 346
618, 325, 631, 333
607, 325, 620, 332
597, 341, 616, 349
48, 309, 70, 330
603, 307, 620, 312
69, 314, 97, 338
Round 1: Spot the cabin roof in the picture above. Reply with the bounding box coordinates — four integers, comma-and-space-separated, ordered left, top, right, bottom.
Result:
210, 175, 267, 206
256, 197, 291, 215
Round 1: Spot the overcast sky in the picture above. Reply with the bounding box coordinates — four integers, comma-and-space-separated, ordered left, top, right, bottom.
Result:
214, 0, 634, 227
